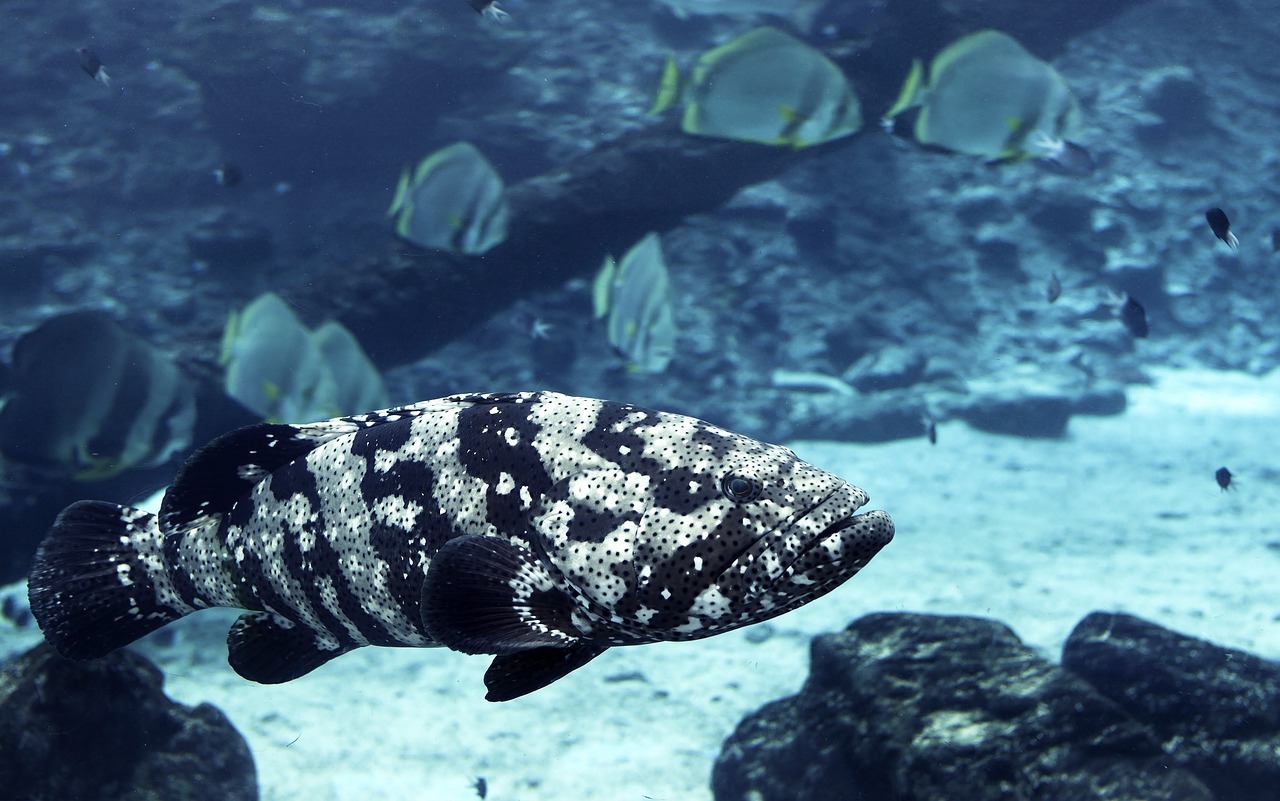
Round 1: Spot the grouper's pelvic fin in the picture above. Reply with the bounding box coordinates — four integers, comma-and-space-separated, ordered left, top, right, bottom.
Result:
484, 643, 608, 702
28, 500, 194, 660
227, 611, 355, 684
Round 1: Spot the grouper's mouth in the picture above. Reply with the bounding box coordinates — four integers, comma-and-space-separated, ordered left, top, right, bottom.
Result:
816, 508, 894, 560
707, 484, 894, 594
767, 490, 895, 587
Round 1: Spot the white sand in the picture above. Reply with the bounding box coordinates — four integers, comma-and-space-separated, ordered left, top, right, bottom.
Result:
5, 367, 1278, 801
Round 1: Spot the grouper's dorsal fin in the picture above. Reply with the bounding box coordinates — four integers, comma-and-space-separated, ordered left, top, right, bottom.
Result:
484, 643, 608, 702
158, 421, 343, 535
160, 400, 463, 535
420, 534, 583, 654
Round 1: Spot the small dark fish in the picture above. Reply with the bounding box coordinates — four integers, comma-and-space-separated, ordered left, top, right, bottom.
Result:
77, 47, 110, 86
1270, 229, 1279, 254
1040, 141, 1095, 175
1215, 466, 1233, 491
1205, 207, 1238, 250
467, 0, 510, 21
1119, 294, 1148, 338
473, 777, 488, 800
1, 595, 33, 628
923, 415, 937, 445
213, 162, 242, 188
1045, 272, 1062, 304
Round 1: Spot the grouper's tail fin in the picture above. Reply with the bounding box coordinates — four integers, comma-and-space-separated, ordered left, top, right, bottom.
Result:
28, 500, 194, 659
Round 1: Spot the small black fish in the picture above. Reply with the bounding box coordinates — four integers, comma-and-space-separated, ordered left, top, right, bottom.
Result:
473, 777, 488, 800
1205, 207, 1238, 250
925, 418, 937, 445
214, 162, 242, 188
1045, 272, 1062, 304
77, 47, 110, 87
1119, 294, 1148, 338
1, 594, 33, 628
467, 0, 510, 21
1270, 229, 1279, 254
1040, 140, 1095, 175
1215, 466, 1233, 491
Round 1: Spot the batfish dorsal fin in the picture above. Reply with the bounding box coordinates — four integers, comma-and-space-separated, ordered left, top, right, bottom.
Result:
227, 611, 353, 684
420, 534, 584, 654
484, 643, 608, 702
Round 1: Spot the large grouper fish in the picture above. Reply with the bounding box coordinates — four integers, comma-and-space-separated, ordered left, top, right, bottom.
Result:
28, 391, 893, 701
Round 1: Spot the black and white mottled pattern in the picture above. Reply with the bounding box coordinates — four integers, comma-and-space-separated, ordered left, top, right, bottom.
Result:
29, 392, 893, 700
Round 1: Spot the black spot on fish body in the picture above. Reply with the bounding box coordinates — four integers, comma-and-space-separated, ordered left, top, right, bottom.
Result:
1215, 466, 1233, 491
1206, 207, 1238, 250
1120, 295, 1149, 338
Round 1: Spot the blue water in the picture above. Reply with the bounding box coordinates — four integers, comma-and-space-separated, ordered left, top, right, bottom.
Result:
2, 1, 1279, 799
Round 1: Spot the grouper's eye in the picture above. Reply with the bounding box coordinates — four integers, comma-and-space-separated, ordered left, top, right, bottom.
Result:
720, 474, 761, 502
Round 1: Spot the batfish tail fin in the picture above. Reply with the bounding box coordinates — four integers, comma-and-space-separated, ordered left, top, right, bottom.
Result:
28, 500, 195, 659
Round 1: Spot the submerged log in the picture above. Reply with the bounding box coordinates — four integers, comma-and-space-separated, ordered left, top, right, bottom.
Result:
286, 129, 813, 367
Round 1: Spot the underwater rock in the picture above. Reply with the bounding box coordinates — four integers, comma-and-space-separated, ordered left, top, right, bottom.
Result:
0, 237, 97, 304
1063, 612, 1280, 801
956, 388, 1074, 438
1133, 67, 1215, 146
0, 642, 256, 801
764, 388, 925, 443
713, 612, 1213, 801
185, 211, 274, 268
1071, 383, 1128, 416
841, 345, 927, 393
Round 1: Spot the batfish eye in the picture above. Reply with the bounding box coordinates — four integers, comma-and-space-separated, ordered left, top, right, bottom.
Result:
720, 474, 761, 502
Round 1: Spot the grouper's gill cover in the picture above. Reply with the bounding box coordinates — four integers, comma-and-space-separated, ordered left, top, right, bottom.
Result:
27, 391, 893, 702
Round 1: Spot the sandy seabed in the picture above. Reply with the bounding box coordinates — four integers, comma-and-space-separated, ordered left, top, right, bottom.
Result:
5, 367, 1278, 801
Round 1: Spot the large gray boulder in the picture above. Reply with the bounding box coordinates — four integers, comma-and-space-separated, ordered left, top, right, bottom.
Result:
713, 612, 1217, 801
0, 642, 257, 801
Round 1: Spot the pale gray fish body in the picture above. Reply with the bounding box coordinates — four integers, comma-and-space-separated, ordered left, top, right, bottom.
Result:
28, 391, 893, 700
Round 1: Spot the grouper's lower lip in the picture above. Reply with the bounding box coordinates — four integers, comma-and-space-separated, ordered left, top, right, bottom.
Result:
798, 509, 895, 565
818, 509, 893, 540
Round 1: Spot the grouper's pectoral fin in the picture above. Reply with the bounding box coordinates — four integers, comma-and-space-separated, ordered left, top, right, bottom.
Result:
484, 643, 608, 702
227, 612, 354, 684
420, 534, 585, 654
421, 534, 606, 700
